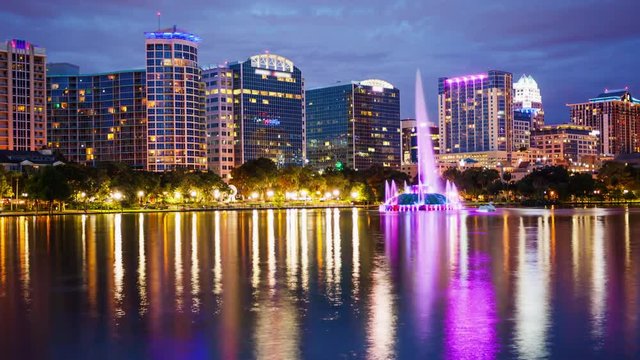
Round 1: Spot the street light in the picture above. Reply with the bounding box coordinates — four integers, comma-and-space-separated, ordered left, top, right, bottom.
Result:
190, 190, 197, 198
332, 189, 340, 198
251, 192, 259, 200
111, 191, 123, 201
351, 191, 359, 200
213, 189, 221, 200
266, 190, 274, 199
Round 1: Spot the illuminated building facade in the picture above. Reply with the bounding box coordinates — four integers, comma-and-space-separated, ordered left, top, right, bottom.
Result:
202, 65, 235, 179
203, 53, 305, 177
307, 79, 401, 171
530, 124, 599, 166
47, 66, 147, 168
0, 39, 47, 151
399, 118, 438, 179
568, 89, 640, 156
513, 74, 544, 130
145, 26, 207, 171
513, 110, 532, 150
400, 118, 439, 164
438, 70, 513, 154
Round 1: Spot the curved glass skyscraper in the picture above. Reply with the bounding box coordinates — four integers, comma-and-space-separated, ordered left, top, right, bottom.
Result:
144, 26, 206, 171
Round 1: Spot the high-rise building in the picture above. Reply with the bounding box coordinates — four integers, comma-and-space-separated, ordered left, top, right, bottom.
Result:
438, 70, 513, 154
513, 110, 532, 150
513, 74, 544, 130
144, 26, 206, 171
307, 79, 401, 171
0, 39, 47, 151
47, 65, 147, 168
400, 118, 438, 179
203, 53, 305, 178
531, 124, 599, 166
568, 89, 640, 155
400, 118, 439, 164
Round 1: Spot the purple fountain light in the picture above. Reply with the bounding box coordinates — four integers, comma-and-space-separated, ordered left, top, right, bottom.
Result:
380, 71, 462, 212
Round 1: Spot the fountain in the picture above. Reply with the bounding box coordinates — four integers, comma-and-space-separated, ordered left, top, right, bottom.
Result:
380, 71, 462, 212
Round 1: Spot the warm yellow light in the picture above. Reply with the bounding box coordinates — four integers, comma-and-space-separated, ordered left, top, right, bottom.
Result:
137, 190, 144, 198
332, 189, 340, 197
174, 191, 182, 199
190, 190, 197, 198
251, 192, 259, 200
351, 191, 359, 199
213, 189, 221, 199
111, 192, 123, 201
266, 190, 275, 198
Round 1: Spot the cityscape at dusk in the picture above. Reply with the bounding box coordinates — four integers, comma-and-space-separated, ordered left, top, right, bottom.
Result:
0, 1, 639, 359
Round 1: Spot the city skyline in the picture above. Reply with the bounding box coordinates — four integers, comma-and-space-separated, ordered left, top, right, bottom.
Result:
2, 0, 639, 124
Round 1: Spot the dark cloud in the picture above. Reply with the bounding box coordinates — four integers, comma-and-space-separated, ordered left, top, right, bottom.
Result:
2, 0, 639, 122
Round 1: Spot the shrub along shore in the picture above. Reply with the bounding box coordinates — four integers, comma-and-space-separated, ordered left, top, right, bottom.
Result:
1, 158, 638, 215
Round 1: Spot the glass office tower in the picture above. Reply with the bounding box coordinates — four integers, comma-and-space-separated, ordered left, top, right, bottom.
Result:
144, 26, 206, 171
0, 39, 47, 151
438, 70, 513, 154
307, 79, 401, 171
203, 53, 304, 177
47, 66, 147, 168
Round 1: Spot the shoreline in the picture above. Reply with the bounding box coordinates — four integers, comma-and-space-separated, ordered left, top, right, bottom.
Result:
0, 203, 377, 217
1, 201, 639, 217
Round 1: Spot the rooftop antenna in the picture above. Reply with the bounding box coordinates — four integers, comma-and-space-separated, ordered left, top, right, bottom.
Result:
156, 11, 161, 30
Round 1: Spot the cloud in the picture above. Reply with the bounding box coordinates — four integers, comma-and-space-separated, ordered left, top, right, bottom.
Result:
2, 0, 640, 122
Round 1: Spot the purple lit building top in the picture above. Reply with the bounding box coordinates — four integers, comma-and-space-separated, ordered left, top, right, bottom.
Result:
443, 73, 488, 85
144, 25, 201, 43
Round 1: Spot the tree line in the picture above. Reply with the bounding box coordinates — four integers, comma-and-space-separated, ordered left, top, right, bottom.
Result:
1, 158, 638, 212
443, 162, 640, 203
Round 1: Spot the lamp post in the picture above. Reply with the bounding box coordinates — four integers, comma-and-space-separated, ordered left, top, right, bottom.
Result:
137, 190, 144, 206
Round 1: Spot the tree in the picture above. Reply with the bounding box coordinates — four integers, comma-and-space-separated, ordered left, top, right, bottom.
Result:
230, 158, 278, 198
26, 166, 72, 212
568, 173, 596, 200
0, 168, 14, 199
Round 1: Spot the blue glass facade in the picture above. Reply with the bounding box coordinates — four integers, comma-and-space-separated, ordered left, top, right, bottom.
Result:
47, 68, 147, 168
438, 70, 513, 154
230, 55, 304, 167
307, 80, 401, 171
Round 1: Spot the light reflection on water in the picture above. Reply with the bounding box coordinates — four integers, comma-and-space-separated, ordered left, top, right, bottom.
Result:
0, 208, 639, 359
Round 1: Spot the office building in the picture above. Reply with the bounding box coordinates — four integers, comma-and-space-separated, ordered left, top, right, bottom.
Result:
400, 118, 438, 178
144, 26, 207, 171
438, 70, 513, 154
568, 89, 640, 156
307, 79, 400, 171
0, 39, 47, 151
513, 74, 544, 130
47, 65, 147, 168
531, 124, 599, 166
513, 110, 532, 150
203, 53, 305, 178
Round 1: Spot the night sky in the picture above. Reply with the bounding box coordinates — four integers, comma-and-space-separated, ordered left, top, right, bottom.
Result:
2, 0, 639, 123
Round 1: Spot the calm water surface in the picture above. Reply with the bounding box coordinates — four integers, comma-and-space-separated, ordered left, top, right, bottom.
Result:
0, 208, 639, 359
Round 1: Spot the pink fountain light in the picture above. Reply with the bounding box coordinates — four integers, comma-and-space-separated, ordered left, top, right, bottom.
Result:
380, 71, 463, 212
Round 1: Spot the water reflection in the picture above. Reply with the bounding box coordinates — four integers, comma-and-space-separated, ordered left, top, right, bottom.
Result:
0, 208, 638, 359
515, 216, 550, 359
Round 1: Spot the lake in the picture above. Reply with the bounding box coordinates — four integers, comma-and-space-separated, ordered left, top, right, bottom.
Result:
0, 208, 638, 359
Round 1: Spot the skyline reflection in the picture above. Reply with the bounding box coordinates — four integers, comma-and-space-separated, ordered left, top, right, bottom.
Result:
0, 208, 638, 359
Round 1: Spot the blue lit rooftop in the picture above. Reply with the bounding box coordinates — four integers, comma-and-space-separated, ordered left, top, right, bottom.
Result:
144, 26, 201, 43
589, 89, 640, 104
